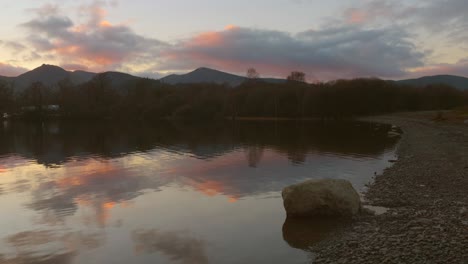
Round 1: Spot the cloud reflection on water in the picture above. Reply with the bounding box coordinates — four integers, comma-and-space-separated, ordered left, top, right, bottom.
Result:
132, 229, 210, 264
0, 120, 399, 263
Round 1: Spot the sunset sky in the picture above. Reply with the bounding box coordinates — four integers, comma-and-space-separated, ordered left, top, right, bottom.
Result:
0, 0, 467, 80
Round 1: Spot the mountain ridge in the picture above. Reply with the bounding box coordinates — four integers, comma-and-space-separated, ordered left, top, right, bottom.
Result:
396, 75, 468, 90
160, 67, 286, 86
0, 64, 142, 92
1, 64, 467, 91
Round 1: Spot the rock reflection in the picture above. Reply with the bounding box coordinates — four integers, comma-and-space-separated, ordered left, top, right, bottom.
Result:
132, 229, 210, 264
282, 217, 347, 251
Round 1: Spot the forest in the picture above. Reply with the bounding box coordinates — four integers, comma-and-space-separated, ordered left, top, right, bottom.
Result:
0, 71, 467, 121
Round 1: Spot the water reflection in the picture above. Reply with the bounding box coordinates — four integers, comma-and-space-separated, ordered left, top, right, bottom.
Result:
0, 120, 397, 166
282, 217, 348, 251
0, 230, 103, 264
133, 229, 209, 264
0, 120, 398, 264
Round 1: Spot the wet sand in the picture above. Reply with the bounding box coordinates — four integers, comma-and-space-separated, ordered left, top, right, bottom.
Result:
314, 112, 468, 264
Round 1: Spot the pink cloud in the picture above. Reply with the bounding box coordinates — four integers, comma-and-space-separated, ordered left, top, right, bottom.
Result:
345, 9, 368, 24
160, 26, 424, 80
22, 2, 165, 73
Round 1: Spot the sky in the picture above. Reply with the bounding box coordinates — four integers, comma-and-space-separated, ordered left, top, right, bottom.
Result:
0, 0, 467, 80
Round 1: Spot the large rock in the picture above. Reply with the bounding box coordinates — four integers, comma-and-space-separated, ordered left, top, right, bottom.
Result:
282, 179, 361, 217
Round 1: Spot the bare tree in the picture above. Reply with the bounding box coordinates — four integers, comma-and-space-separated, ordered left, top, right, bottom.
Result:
246, 68, 260, 80
287, 71, 306, 82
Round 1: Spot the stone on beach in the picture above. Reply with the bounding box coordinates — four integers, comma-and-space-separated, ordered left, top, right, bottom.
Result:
282, 179, 361, 218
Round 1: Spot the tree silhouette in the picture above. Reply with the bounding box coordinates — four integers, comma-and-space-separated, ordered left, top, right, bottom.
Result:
33, 82, 45, 110
0, 81, 13, 113
246, 68, 260, 80
287, 71, 306, 83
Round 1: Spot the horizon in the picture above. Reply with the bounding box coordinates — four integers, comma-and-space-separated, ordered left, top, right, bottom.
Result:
1, 1, 468, 81
2, 63, 466, 83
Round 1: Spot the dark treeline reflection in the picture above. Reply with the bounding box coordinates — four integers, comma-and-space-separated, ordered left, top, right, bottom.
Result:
1, 76, 467, 120
0, 120, 398, 167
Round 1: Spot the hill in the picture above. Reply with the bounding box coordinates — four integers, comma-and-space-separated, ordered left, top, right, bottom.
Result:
3, 65, 467, 91
160, 67, 286, 86
397, 75, 468, 90
1, 64, 142, 93
161, 67, 246, 86
69, 70, 96, 84
13, 64, 71, 91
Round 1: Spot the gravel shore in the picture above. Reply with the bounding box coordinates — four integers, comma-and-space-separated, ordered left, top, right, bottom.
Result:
313, 112, 468, 264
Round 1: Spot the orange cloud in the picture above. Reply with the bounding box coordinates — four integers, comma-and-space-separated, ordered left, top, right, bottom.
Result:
346, 10, 367, 24
188, 31, 224, 47
225, 24, 239, 30
99, 20, 113, 28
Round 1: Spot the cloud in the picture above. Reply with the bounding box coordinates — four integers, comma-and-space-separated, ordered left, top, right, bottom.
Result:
0, 62, 29, 77
26, 3, 61, 17
414, 0, 468, 41
343, 1, 412, 25
160, 25, 424, 80
10, 0, 466, 79
21, 2, 167, 72
343, 0, 468, 41
1, 40, 27, 54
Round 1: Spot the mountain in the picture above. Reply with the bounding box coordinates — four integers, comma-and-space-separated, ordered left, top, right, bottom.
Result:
103, 71, 144, 91
397, 75, 468, 90
5, 64, 466, 91
2, 64, 143, 93
13, 64, 71, 91
7, 64, 96, 92
160, 67, 286, 86
161, 67, 246, 86
69, 70, 96, 84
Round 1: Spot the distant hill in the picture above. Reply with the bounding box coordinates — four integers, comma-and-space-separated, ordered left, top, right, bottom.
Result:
397, 75, 468, 90
4, 65, 466, 92
13, 64, 72, 91
69, 70, 96, 84
0, 64, 142, 93
160, 67, 285, 86
105, 71, 141, 88
161, 67, 246, 86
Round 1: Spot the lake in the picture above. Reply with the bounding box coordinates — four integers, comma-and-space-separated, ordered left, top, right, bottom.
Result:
0, 120, 398, 264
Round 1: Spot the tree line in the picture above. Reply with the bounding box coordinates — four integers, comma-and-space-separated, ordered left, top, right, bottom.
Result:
0, 70, 467, 120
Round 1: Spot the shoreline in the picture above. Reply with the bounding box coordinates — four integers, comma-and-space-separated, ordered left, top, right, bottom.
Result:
313, 112, 468, 263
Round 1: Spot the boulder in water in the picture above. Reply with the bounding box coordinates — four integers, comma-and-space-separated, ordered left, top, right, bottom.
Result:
282, 179, 361, 218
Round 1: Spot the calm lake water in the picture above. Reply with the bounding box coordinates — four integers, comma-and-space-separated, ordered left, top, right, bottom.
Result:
0, 120, 398, 264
